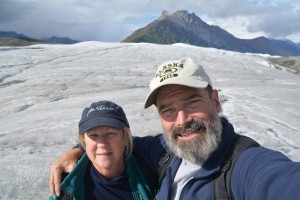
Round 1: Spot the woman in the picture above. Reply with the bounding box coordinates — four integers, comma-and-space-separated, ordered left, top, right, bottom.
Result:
49, 100, 156, 200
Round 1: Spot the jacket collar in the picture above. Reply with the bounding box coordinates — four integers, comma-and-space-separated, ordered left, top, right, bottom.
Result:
60, 153, 90, 199
202, 117, 238, 170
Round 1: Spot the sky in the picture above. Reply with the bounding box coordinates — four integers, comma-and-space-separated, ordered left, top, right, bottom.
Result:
1, 0, 300, 43
0, 41, 299, 199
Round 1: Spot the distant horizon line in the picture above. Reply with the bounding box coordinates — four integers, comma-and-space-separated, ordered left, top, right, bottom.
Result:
1, 30, 300, 44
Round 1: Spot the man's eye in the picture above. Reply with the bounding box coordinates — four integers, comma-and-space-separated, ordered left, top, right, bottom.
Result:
189, 100, 201, 107
161, 108, 169, 114
161, 108, 173, 117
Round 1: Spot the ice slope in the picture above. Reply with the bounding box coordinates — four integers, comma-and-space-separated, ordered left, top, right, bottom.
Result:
0, 42, 299, 199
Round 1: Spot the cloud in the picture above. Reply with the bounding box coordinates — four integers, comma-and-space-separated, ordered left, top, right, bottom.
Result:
0, 0, 299, 42
186, 0, 300, 41
247, 4, 300, 39
0, 0, 35, 23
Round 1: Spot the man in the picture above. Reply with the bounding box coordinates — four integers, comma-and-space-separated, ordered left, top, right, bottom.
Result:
50, 58, 300, 199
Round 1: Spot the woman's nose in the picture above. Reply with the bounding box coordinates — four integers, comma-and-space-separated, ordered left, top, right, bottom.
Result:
96, 136, 108, 145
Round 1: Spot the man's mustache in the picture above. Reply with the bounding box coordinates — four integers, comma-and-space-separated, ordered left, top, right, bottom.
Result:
171, 120, 208, 138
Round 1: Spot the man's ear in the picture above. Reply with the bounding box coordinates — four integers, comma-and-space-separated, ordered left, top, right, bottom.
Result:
212, 89, 222, 113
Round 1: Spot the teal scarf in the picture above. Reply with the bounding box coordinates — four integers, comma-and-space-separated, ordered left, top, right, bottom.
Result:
126, 155, 155, 200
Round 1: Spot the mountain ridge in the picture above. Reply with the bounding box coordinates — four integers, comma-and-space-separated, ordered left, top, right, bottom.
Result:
122, 10, 300, 56
0, 31, 80, 45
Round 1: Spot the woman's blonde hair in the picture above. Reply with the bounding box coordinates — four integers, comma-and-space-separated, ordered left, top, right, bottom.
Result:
78, 126, 133, 156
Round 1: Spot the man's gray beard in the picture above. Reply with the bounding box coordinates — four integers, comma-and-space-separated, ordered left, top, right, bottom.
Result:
164, 110, 222, 163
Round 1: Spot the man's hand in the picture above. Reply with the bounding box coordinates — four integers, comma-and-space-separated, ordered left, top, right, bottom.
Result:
49, 148, 83, 197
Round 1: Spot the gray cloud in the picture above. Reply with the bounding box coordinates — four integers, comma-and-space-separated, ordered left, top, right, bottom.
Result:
0, 0, 35, 23
247, 5, 300, 38
0, 0, 299, 42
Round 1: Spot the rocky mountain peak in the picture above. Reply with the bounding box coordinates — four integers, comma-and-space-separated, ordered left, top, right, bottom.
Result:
159, 10, 202, 26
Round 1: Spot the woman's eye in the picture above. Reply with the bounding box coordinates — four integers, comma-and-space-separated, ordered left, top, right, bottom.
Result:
88, 134, 97, 139
106, 132, 117, 138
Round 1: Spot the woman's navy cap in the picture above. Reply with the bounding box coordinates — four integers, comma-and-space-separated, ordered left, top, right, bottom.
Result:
79, 101, 129, 134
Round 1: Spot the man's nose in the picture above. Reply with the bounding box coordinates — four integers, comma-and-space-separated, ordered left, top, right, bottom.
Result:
176, 109, 192, 127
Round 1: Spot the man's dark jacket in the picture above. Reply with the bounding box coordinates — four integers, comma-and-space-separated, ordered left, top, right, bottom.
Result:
133, 118, 300, 200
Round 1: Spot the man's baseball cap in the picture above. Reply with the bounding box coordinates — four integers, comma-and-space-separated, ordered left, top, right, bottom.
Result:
79, 101, 129, 134
144, 58, 212, 108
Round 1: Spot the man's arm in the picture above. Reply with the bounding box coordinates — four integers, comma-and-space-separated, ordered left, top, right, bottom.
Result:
133, 134, 167, 172
231, 147, 300, 199
49, 148, 83, 197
